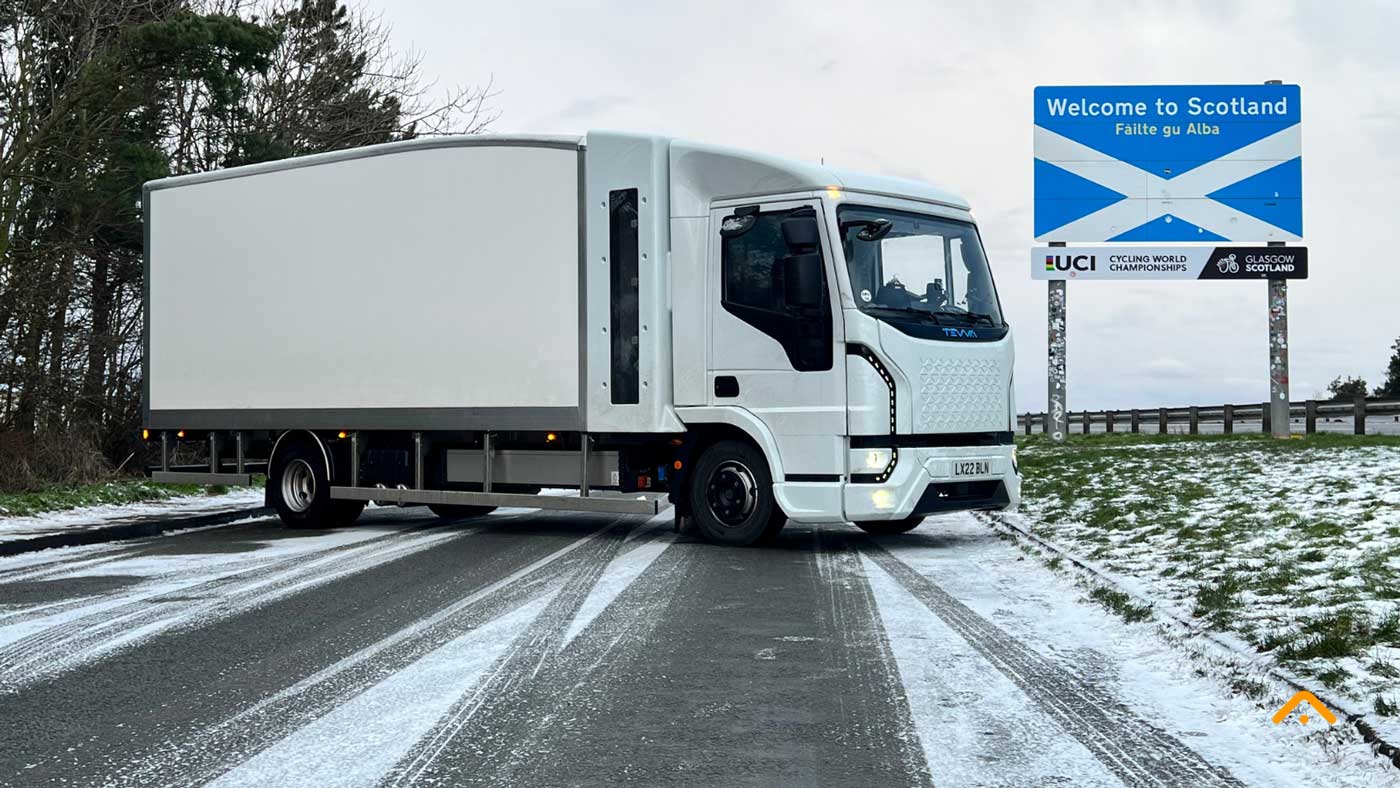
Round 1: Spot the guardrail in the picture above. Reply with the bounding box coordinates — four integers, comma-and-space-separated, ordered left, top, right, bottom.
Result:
1019, 397, 1400, 437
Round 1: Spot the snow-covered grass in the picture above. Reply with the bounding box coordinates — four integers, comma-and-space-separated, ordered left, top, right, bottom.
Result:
0, 477, 260, 518
1015, 433, 1400, 722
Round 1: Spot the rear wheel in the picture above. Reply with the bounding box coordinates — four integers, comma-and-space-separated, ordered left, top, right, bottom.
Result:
855, 516, 924, 535
427, 504, 497, 519
689, 440, 777, 547
270, 441, 336, 528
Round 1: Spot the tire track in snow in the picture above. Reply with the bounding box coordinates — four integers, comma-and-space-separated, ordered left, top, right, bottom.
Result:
814, 530, 936, 787
857, 538, 1245, 788
438, 526, 933, 788
108, 516, 631, 788
382, 518, 642, 786
0, 522, 467, 690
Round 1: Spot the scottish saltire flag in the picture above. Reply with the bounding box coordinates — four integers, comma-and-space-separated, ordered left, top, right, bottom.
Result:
1033, 85, 1301, 242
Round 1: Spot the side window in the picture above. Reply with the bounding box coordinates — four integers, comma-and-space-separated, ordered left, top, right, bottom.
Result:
609, 188, 640, 404
719, 206, 832, 372
722, 213, 785, 311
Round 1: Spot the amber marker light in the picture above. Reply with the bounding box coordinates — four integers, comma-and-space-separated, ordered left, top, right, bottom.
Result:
141, 429, 150, 441
176, 429, 186, 439
546, 433, 558, 442
337, 431, 348, 439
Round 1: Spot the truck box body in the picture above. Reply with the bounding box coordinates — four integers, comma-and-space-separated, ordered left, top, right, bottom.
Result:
147, 139, 586, 430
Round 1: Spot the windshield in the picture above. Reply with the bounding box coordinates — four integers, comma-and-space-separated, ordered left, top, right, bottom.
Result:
838, 205, 1004, 328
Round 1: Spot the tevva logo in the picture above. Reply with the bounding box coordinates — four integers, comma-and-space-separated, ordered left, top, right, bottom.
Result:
942, 327, 979, 339
1045, 254, 1097, 273
1272, 691, 1336, 726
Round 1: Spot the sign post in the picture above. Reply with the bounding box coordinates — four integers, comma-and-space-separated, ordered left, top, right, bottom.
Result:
1268, 245, 1291, 437
1032, 82, 1303, 440
1047, 243, 1068, 440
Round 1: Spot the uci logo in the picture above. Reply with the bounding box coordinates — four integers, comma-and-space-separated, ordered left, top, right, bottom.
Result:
1044, 254, 1097, 275
942, 327, 979, 339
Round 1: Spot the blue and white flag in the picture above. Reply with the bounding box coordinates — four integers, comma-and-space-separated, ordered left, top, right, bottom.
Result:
1033, 84, 1301, 242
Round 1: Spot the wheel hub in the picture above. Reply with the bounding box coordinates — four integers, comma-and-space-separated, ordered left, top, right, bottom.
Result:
281, 458, 316, 513
705, 460, 757, 527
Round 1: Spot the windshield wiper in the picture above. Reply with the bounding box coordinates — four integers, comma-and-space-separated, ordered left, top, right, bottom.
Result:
864, 305, 945, 325
933, 309, 997, 326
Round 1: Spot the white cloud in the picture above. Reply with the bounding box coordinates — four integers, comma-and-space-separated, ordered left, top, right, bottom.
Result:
375, 0, 1400, 410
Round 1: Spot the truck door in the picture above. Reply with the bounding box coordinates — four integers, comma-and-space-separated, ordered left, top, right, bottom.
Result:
707, 199, 847, 484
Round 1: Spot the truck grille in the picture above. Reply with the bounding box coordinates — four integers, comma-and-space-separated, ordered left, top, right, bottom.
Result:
914, 355, 1006, 433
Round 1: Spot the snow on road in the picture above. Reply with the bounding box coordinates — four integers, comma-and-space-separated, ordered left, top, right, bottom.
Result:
0, 506, 1393, 786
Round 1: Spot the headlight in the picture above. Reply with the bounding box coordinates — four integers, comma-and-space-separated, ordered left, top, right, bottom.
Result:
853, 448, 893, 472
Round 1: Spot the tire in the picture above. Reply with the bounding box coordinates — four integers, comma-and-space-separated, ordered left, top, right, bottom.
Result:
855, 516, 924, 536
688, 440, 778, 547
759, 510, 788, 543
270, 440, 336, 528
427, 504, 497, 519
328, 499, 366, 526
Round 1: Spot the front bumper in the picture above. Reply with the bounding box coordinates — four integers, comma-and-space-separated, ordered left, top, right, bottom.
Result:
843, 444, 1021, 522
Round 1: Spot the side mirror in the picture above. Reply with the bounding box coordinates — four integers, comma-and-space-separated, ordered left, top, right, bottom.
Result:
783, 253, 824, 309
838, 219, 893, 242
720, 205, 760, 239
780, 216, 820, 252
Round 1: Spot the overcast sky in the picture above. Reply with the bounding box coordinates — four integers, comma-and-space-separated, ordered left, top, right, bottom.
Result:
375, 0, 1399, 411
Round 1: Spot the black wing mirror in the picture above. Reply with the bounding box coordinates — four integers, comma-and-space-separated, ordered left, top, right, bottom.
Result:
720, 205, 760, 238
839, 218, 893, 242
783, 253, 824, 308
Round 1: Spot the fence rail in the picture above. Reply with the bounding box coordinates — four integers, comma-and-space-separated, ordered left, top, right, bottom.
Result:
1019, 397, 1400, 437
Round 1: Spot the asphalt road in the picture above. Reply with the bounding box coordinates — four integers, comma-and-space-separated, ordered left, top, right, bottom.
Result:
0, 505, 1341, 787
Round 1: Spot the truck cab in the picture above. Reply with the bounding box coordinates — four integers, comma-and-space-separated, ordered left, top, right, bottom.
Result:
660, 136, 1020, 542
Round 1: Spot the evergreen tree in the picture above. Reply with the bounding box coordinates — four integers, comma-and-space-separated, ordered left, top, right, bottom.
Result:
1375, 338, 1400, 398
1327, 376, 1370, 401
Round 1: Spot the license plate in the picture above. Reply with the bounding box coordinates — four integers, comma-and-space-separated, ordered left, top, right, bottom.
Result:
953, 459, 992, 477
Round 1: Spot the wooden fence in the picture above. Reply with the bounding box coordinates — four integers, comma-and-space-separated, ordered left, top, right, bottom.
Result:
1019, 397, 1400, 436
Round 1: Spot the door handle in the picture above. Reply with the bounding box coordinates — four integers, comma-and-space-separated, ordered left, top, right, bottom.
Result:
714, 376, 740, 398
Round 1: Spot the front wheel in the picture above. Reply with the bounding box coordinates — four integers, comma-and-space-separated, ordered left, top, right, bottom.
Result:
855, 516, 924, 536
689, 440, 779, 546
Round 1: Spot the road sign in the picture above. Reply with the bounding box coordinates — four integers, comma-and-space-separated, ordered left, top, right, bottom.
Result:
1032, 245, 1308, 280
1034, 84, 1301, 242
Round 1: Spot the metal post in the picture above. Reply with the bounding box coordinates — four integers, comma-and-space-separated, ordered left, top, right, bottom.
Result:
1189, 406, 1200, 435
1268, 259, 1291, 437
1047, 244, 1068, 442
208, 432, 220, 474
482, 432, 493, 493
160, 431, 170, 472
1158, 408, 1168, 434
235, 431, 246, 475
1023, 414, 1031, 436
1105, 410, 1115, 434
1223, 404, 1234, 434
1354, 397, 1367, 435
1130, 409, 1141, 433
1262, 400, 1272, 434
579, 433, 591, 497
1305, 400, 1318, 434
1082, 411, 1090, 434
349, 432, 359, 486
413, 432, 424, 490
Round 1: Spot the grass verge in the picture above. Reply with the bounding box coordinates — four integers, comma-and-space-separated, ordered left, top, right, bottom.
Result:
0, 478, 258, 519
1015, 432, 1400, 720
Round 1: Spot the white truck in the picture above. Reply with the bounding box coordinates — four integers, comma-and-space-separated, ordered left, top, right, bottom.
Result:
143, 131, 1019, 545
